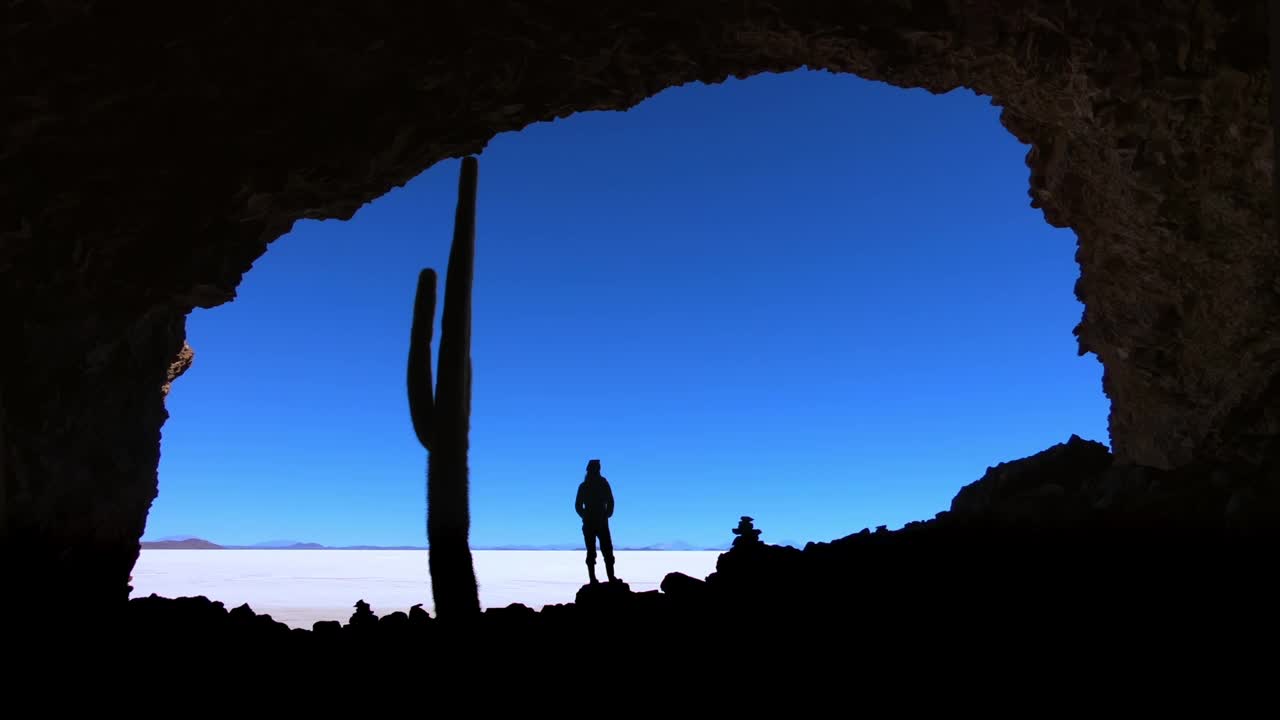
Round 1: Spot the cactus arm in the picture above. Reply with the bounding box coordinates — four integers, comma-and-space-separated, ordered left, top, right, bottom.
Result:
407, 268, 437, 451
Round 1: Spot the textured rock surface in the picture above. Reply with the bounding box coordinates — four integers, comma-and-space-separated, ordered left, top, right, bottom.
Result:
944, 433, 1280, 529
162, 342, 195, 397
0, 1, 1274, 602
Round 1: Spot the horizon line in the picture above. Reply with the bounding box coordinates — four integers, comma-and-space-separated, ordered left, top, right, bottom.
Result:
141, 538, 739, 551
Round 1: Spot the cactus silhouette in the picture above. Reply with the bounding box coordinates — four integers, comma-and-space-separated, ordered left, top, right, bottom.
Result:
407, 156, 481, 618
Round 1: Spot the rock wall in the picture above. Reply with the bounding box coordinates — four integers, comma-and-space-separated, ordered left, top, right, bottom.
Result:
1, 1, 1274, 602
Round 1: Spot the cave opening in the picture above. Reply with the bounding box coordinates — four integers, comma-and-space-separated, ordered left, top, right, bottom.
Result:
6, 0, 1276, 659
134, 70, 1109, 620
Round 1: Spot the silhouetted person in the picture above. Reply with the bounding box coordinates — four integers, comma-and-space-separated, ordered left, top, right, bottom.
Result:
576, 459, 617, 583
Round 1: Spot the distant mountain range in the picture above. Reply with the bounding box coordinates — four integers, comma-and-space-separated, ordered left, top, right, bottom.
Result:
140, 537, 224, 549
141, 536, 729, 551
239, 540, 329, 549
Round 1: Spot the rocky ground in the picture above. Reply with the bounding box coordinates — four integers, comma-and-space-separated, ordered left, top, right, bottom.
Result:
11, 436, 1280, 680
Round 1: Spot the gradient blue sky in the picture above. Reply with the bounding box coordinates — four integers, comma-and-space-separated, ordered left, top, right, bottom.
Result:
147, 69, 1109, 549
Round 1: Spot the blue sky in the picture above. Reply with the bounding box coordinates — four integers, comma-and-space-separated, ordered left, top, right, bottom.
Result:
147, 69, 1109, 549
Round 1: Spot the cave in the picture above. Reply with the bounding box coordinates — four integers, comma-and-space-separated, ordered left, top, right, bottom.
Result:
3, 1, 1277, 625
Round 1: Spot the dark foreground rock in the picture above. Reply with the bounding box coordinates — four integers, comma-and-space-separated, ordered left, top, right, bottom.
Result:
8, 437, 1280, 687
574, 579, 634, 608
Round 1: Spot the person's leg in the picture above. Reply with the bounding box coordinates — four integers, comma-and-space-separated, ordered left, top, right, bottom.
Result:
600, 524, 616, 581
583, 525, 598, 583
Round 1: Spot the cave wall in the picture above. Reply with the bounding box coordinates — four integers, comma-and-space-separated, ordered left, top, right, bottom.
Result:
1, 0, 1273, 602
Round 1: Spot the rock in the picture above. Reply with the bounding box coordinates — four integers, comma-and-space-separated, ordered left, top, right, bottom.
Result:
731, 516, 764, 547
1225, 487, 1257, 530
348, 599, 378, 629
161, 342, 195, 396
312, 620, 342, 635
485, 602, 534, 618
484, 603, 538, 629
575, 580, 633, 609
228, 603, 257, 623
408, 603, 432, 625
711, 537, 807, 594
223, 603, 290, 637
660, 572, 708, 600
949, 435, 1113, 525
378, 611, 410, 631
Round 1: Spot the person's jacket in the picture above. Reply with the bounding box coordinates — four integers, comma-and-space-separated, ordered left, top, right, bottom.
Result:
576, 476, 614, 526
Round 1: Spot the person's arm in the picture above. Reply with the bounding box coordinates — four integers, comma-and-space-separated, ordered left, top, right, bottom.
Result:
604, 480, 614, 518
575, 483, 586, 518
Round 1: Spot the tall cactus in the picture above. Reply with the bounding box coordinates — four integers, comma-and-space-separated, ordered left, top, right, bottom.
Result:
407, 156, 481, 618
